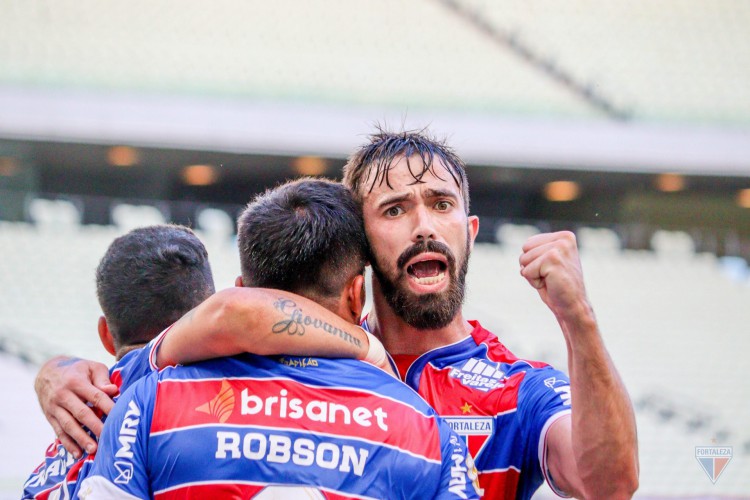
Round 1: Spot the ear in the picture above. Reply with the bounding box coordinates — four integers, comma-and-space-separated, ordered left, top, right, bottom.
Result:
346, 274, 366, 323
467, 215, 479, 250
235, 275, 243, 287
98, 316, 116, 357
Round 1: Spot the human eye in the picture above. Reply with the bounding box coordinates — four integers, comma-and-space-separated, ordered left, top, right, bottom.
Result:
434, 200, 453, 211
385, 205, 404, 217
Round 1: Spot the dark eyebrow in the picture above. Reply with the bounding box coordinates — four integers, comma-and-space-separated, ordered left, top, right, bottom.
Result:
424, 188, 459, 200
375, 192, 413, 210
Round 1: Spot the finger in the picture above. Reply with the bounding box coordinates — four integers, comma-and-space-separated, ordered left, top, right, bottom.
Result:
84, 385, 116, 416
57, 408, 98, 455
520, 267, 545, 289
47, 415, 83, 459
57, 432, 84, 459
519, 240, 561, 268
101, 383, 120, 396
59, 391, 105, 437
521, 231, 576, 253
89, 361, 113, 389
520, 255, 547, 289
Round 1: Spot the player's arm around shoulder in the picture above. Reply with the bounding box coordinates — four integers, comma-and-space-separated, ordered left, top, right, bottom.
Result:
156, 287, 372, 367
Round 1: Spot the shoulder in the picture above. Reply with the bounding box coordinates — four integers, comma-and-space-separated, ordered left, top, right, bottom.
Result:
468, 320, 552, 370
111, 345, 155, 391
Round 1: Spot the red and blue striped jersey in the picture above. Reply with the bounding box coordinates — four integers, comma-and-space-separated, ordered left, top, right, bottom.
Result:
23, 330, 168, 499
77, 354, 482, 499
370, 320, 572, 500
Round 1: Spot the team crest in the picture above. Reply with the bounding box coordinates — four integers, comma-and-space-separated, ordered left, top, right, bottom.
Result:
448, 358, 505, 392
444, 417, 494, 459
695, 446, 732, 484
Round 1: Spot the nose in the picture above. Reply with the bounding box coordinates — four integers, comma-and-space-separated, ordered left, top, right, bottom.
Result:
411, 205, 436, 243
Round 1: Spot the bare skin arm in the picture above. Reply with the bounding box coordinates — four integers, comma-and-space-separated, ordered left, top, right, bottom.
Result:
157, 287, 390, 373
520, 231, 639, 499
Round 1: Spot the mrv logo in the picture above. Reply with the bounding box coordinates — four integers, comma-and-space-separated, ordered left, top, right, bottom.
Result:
449, 359, 504, 392
115, 401, 141, 460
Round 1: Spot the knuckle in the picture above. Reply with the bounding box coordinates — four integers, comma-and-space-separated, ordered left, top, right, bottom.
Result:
61, 419, 78, 435
50, 421, 63, 436
561, 231, 576, 247
74, 406, 90, 423
90, 391, 102, 406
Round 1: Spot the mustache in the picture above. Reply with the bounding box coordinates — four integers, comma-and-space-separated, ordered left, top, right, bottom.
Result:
396, 240, 456, 271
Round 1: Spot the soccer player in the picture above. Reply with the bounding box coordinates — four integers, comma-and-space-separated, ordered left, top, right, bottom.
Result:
24, 225, 387, 499
24, 225, 217, 498
339, 130, 638, 499
76, 178, 480, 499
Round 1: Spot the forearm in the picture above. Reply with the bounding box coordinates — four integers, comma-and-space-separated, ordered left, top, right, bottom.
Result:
561, 307, 639, 498
158, 288, 369, 367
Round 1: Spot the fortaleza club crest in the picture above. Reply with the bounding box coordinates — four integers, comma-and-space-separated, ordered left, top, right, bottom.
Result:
695, 446, 732, 484
444, 417, 494, 460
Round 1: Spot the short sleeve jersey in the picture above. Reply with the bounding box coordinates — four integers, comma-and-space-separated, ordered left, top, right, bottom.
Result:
77, 354, 482, 500
367, 319, 572, 500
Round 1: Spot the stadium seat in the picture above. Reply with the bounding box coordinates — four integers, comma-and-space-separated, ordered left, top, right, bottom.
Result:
111, 203, 167, 231
28, 198, 81, 229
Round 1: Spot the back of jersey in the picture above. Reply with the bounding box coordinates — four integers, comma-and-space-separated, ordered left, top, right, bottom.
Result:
79, 354, 480, 500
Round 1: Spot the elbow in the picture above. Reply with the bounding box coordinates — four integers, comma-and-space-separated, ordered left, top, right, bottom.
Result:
617, 445, 640, 498
205, 288, 249, 333
582, 461, 639, 500
619, 461, 640, 499
205, 287, 276, 355
608, 471, 639, 500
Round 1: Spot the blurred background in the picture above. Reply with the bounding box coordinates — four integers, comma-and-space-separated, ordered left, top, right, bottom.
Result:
1, 0, 749, 498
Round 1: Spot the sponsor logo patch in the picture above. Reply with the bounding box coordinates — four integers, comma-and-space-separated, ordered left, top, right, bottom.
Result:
114, 461, 134, 484
448, 358, 504, 392
196, 379, 236, 423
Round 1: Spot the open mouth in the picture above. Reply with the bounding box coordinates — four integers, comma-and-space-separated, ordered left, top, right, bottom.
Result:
406, 255, 449, 286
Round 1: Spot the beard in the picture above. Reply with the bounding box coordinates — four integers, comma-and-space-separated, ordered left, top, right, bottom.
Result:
370, 236, 470, 330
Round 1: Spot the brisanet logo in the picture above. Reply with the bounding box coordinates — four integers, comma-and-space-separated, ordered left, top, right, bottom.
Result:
695, 446, 732, 484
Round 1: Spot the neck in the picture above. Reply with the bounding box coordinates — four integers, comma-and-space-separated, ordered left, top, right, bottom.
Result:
369, 282, 473, 356
115, 343, 147, 361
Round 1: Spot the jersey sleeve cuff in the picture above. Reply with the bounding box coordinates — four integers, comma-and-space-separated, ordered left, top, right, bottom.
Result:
538, 409, 572, 498
148, 324, 175, 371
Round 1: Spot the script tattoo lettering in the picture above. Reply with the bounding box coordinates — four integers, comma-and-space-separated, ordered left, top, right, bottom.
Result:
272, 298, 362, 348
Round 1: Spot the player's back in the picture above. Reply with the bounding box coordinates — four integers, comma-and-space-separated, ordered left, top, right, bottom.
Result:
79, 354, 480, 499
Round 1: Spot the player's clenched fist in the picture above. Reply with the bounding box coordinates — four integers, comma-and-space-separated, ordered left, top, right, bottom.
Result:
518, 231, 591, 322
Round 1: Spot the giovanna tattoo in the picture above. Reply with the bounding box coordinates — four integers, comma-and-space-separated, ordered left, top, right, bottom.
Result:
272, 298, 362, 348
